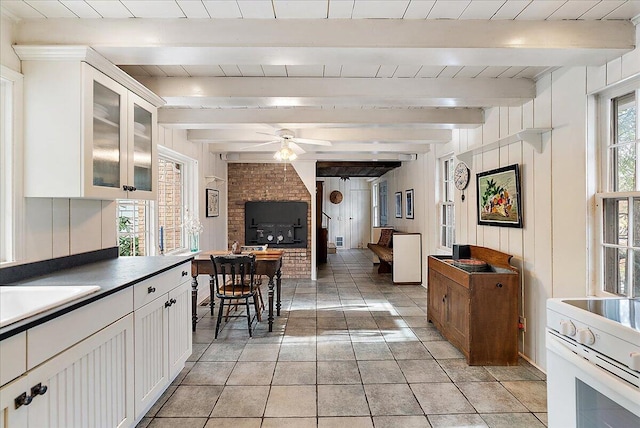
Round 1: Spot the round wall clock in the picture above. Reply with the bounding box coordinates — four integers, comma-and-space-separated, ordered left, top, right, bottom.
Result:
454, 162, 470, 201
329, 190, 343, 204
454, 162, 470, 190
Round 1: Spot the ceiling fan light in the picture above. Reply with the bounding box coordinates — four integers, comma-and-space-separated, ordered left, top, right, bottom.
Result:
274, 146, 297, 161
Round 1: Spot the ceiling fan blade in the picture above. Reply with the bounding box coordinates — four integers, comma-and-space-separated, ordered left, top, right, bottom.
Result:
239, 140, 279, 150
289, 142, 306, 154
292, 137, 332, 146
256, 131, 278, 137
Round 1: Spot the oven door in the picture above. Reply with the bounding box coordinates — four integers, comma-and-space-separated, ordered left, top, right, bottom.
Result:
547, 331, 640, 428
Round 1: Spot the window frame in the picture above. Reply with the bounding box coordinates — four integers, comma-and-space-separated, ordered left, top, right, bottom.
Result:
596, 79, 640, 297
0, 66, 24, 266
438, 154, 455, 251
157, 145, 199, 255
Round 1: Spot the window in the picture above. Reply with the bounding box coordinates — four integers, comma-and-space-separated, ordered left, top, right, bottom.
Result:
117, 200, 150, 256
379, 181, 388, 226
372, 183, 379, 227
0, 67, 23, 264
158, 156, 184, 253
599, 87, 640, 297
116, 146, 198, 256
439, 155, 455, 249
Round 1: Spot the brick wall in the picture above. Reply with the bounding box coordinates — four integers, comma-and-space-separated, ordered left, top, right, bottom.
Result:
228, 163, 312, 278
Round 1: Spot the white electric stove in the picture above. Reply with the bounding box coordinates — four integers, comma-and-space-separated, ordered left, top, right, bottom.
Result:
546, 297, 640, 428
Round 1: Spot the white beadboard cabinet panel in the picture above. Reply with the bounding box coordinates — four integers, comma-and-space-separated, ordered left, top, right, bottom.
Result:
25, 198, 53, 262
168, 281, 192, 379
69, 199, 103, 255
101, 200, 117, 249
607, 57, 623, 85
52, 199, 70, 259
551, 68, 588, 298
134, 295, 169, 419
27, 314, 135, 428
0, 373, 29, 428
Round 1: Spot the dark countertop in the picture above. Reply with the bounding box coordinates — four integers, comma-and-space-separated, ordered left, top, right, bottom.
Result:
0, 255, 194, 341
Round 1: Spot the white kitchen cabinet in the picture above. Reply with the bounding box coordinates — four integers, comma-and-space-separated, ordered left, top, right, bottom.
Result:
14, 46, 163, 200
0, 314, 135, 428
133, 268, 192, 420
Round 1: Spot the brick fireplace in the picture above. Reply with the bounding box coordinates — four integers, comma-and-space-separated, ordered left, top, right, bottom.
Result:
227, 163, 312, 278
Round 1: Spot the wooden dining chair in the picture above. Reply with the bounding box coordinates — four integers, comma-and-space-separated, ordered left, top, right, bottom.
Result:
210, 254, 259, 338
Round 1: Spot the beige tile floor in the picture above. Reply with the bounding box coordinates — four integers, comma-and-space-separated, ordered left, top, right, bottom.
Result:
138, 249, 547, 428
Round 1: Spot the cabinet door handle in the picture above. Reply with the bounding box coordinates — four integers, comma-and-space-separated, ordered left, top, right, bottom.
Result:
496, 283, 503, 288
31, 383, 47, 397
442, 294, 447, 303
148, 286, 156, 293
131, 186, 137, 192
182, 271, 188, 277
170, 298, 177, 304
122, 185, 129, 191
165, 300, 172, 308
14, 392, 32, 409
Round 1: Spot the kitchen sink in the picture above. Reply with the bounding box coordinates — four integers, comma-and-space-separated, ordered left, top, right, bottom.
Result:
0, 285, 101, 328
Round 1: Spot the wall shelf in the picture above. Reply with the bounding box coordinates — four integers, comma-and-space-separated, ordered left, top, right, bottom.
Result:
205, 175, 225, 186
456, 128, 552, 167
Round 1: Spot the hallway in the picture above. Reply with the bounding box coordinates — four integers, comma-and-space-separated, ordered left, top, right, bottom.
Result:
138, 249, 547, 428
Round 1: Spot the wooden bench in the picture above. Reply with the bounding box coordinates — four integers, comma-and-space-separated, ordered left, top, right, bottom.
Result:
367, 242, 393, 273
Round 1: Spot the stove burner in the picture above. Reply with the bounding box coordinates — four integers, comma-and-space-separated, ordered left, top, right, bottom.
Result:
562, 298, 640, 333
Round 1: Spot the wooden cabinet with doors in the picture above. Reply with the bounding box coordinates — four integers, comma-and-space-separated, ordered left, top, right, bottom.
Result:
15, 46, 164, 200
427, 246, 520, 366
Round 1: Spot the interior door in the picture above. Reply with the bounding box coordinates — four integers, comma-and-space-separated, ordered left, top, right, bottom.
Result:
349, 189, 371, 249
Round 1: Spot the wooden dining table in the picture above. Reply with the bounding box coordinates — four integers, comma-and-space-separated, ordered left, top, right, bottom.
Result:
190, 249, 284, 332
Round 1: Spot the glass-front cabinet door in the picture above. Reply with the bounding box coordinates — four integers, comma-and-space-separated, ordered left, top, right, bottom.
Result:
83, 64, 128, 199
128, 93, 157, 199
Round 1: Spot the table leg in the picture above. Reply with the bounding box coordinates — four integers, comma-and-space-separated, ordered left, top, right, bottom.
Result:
268, 275, 275, 332
209, 274, 215, 315
276, 267, 282, 316
191, 275, 198, 332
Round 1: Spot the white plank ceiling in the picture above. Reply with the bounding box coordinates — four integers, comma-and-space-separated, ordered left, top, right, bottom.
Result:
3, 0, 640, 159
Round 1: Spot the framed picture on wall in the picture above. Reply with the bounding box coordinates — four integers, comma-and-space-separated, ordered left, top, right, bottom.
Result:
405, 189, 414, 219
476, 164, 523, 228
395, 192, 402, 218
206, 188, 219, 217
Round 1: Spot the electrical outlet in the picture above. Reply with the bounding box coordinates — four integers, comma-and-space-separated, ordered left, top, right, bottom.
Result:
519, 316, 526, 332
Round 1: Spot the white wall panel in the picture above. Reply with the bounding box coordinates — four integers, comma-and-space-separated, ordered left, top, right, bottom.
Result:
0, 16, 20, 72
587, 65, 607, 94
607, 57, 623, 85
70, 199, 103, 255
52, 199, 70, 258
101, 200, 117, 249
551, 68, 588, 298
25, 198, 53, 262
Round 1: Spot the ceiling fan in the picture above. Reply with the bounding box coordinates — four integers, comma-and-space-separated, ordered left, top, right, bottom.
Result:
243, 129, 332, 161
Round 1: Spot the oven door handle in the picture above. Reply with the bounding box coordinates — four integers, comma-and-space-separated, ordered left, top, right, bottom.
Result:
547, 332, 639, 398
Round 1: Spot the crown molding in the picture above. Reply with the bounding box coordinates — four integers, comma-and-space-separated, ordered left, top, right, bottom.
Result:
13, 45, 165, 107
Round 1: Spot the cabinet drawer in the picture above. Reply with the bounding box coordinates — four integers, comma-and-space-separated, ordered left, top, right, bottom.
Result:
27, 288, 133, 369
0, 332, 26, 386
134, 263, 191, 310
